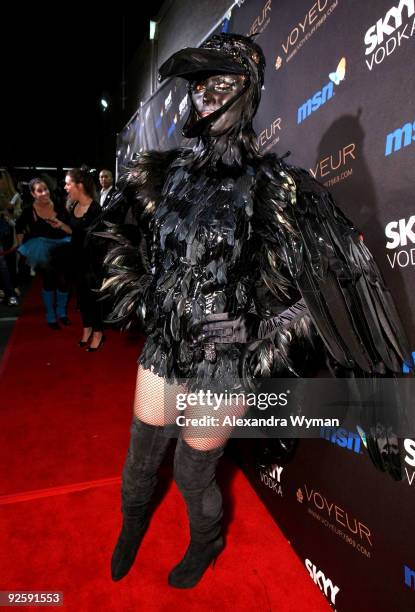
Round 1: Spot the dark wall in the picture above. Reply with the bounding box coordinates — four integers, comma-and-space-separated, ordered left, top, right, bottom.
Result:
120, 0, 233, 125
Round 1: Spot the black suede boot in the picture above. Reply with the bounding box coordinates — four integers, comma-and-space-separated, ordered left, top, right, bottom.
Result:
111, 416, 173, 581
168, 437, 225, 589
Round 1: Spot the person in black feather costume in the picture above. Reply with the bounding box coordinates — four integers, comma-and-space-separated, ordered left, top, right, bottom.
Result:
102, 33, 412, 587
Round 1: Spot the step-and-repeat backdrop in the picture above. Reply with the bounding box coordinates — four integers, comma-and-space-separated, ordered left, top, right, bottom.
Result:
117, 1, 415, 609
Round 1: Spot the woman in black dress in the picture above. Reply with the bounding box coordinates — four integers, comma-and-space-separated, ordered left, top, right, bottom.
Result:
49, 168, 105, 351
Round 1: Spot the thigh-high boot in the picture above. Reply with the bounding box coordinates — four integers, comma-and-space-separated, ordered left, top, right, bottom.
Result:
111, 416, 173, 581
168, 437, 225, 588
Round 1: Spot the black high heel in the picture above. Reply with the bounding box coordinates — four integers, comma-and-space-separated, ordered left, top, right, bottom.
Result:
78, 332, 92, 348
86, 334, 106, 352
168, 536, 224, 588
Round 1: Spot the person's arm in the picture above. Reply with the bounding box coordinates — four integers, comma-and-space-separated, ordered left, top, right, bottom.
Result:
9, 193, 22, 220
251, 155, 412, 482
15, 206, 29, 244
46, 216, 72, 234
250, 154, 411, 374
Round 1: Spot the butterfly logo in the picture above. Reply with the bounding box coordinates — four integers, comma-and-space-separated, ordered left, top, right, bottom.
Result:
356, 426, 367, 449
329, 57, 346, 85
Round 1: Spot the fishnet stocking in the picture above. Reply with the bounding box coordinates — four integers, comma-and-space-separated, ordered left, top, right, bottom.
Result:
133, 365, 183, 426
134, 365, 249, 451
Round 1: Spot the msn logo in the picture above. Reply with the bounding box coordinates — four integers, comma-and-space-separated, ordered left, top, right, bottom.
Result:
297, 82, 334, 124
404, 565, 415, 589
320, 427, 361, 453
403, 352, 415, 373
385, 120, 415, 156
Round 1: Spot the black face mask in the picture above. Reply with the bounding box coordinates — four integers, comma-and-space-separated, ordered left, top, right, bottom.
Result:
157, 33, 266, 140
189, 74, 248, 137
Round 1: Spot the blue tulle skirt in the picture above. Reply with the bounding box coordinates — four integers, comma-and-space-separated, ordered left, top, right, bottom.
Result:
18, 236, 71, 268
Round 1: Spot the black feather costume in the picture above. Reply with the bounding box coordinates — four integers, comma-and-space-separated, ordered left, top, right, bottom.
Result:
101, 33, 411, 478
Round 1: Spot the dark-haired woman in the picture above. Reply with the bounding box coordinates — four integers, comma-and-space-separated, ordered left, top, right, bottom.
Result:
16, 179, 71, 328
49, 168, 105, 351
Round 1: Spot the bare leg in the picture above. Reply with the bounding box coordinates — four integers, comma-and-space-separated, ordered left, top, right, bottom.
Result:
80, 327, 92, 343
89, 330, 103, 349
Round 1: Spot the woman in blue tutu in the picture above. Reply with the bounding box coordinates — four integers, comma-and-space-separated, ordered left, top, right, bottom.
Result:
16, 178, 71, 329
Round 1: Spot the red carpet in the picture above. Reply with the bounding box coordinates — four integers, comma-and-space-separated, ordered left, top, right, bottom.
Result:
0, 285, 329, 611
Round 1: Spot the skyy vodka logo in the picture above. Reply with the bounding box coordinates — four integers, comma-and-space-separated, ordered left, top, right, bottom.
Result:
364, 0, 415, 70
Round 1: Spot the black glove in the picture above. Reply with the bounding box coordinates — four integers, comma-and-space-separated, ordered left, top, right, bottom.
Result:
190, 300, 309, 345
190, 312, 261, 345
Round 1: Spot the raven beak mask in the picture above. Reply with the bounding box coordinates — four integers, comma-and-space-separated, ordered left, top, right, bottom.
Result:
158, 33, 265, 145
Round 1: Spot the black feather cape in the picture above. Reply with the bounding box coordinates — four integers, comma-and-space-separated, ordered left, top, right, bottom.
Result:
101, 149, 411, 393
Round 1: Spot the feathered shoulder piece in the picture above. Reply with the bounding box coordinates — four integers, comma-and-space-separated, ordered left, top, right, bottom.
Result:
97, 148, 191, 330
252, 152, 411, 374
116, 148, 192, 223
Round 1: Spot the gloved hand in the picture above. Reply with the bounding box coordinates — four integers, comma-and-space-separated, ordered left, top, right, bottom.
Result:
190, 299, 309, 345
190, 312, 261, 345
